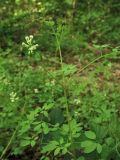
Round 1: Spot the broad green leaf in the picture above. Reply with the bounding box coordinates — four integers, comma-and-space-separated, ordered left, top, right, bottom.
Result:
84, 143, 97, 153
105, 137, 114, 145
42, 123, 49, 134
59, 137, 64, 144
96, 143, 102, 153
50, 108, 64, 124
62, 148, 68, 155
41, 141, 58, 153
77, 157, 85, 160
34, 124, 42, 133
20, 140, 31, 147
65, 143, 71, 148
20, 124, 30, 134
81, 140, 97, 153
54, 148, 61, 156
43, 111, 48, 117
31, 140, 36, 147
85, 131, 96, 139
62, 124, 69, 134
43, 103, 54, 110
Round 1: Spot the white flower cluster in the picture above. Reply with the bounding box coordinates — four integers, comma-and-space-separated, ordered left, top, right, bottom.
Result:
74, 99, 81, 105
34, 88, 39, 93
10, 92, 19, 103
22, 35, 38, 55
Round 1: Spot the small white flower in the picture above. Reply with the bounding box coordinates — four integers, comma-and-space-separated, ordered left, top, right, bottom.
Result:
10, 92, 19, 103
74, 111, 79, 116
37, 2, 42, 5
74, 99, 81, 105
34, 89, 39, 93
22, 35, 38, 56
22, 42, 28, 47
3, 78, 10, 85
29, 35, 33, 39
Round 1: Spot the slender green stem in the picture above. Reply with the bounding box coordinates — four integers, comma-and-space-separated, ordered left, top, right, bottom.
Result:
0, 125, 19, 159
52, 26, 72, 136
53, 26, 77, 159
77, 53, 111, 74
0, 103, 27, 160
78, 55, 103, 73
55, 28, 71, 122
52, 27, 71, 124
